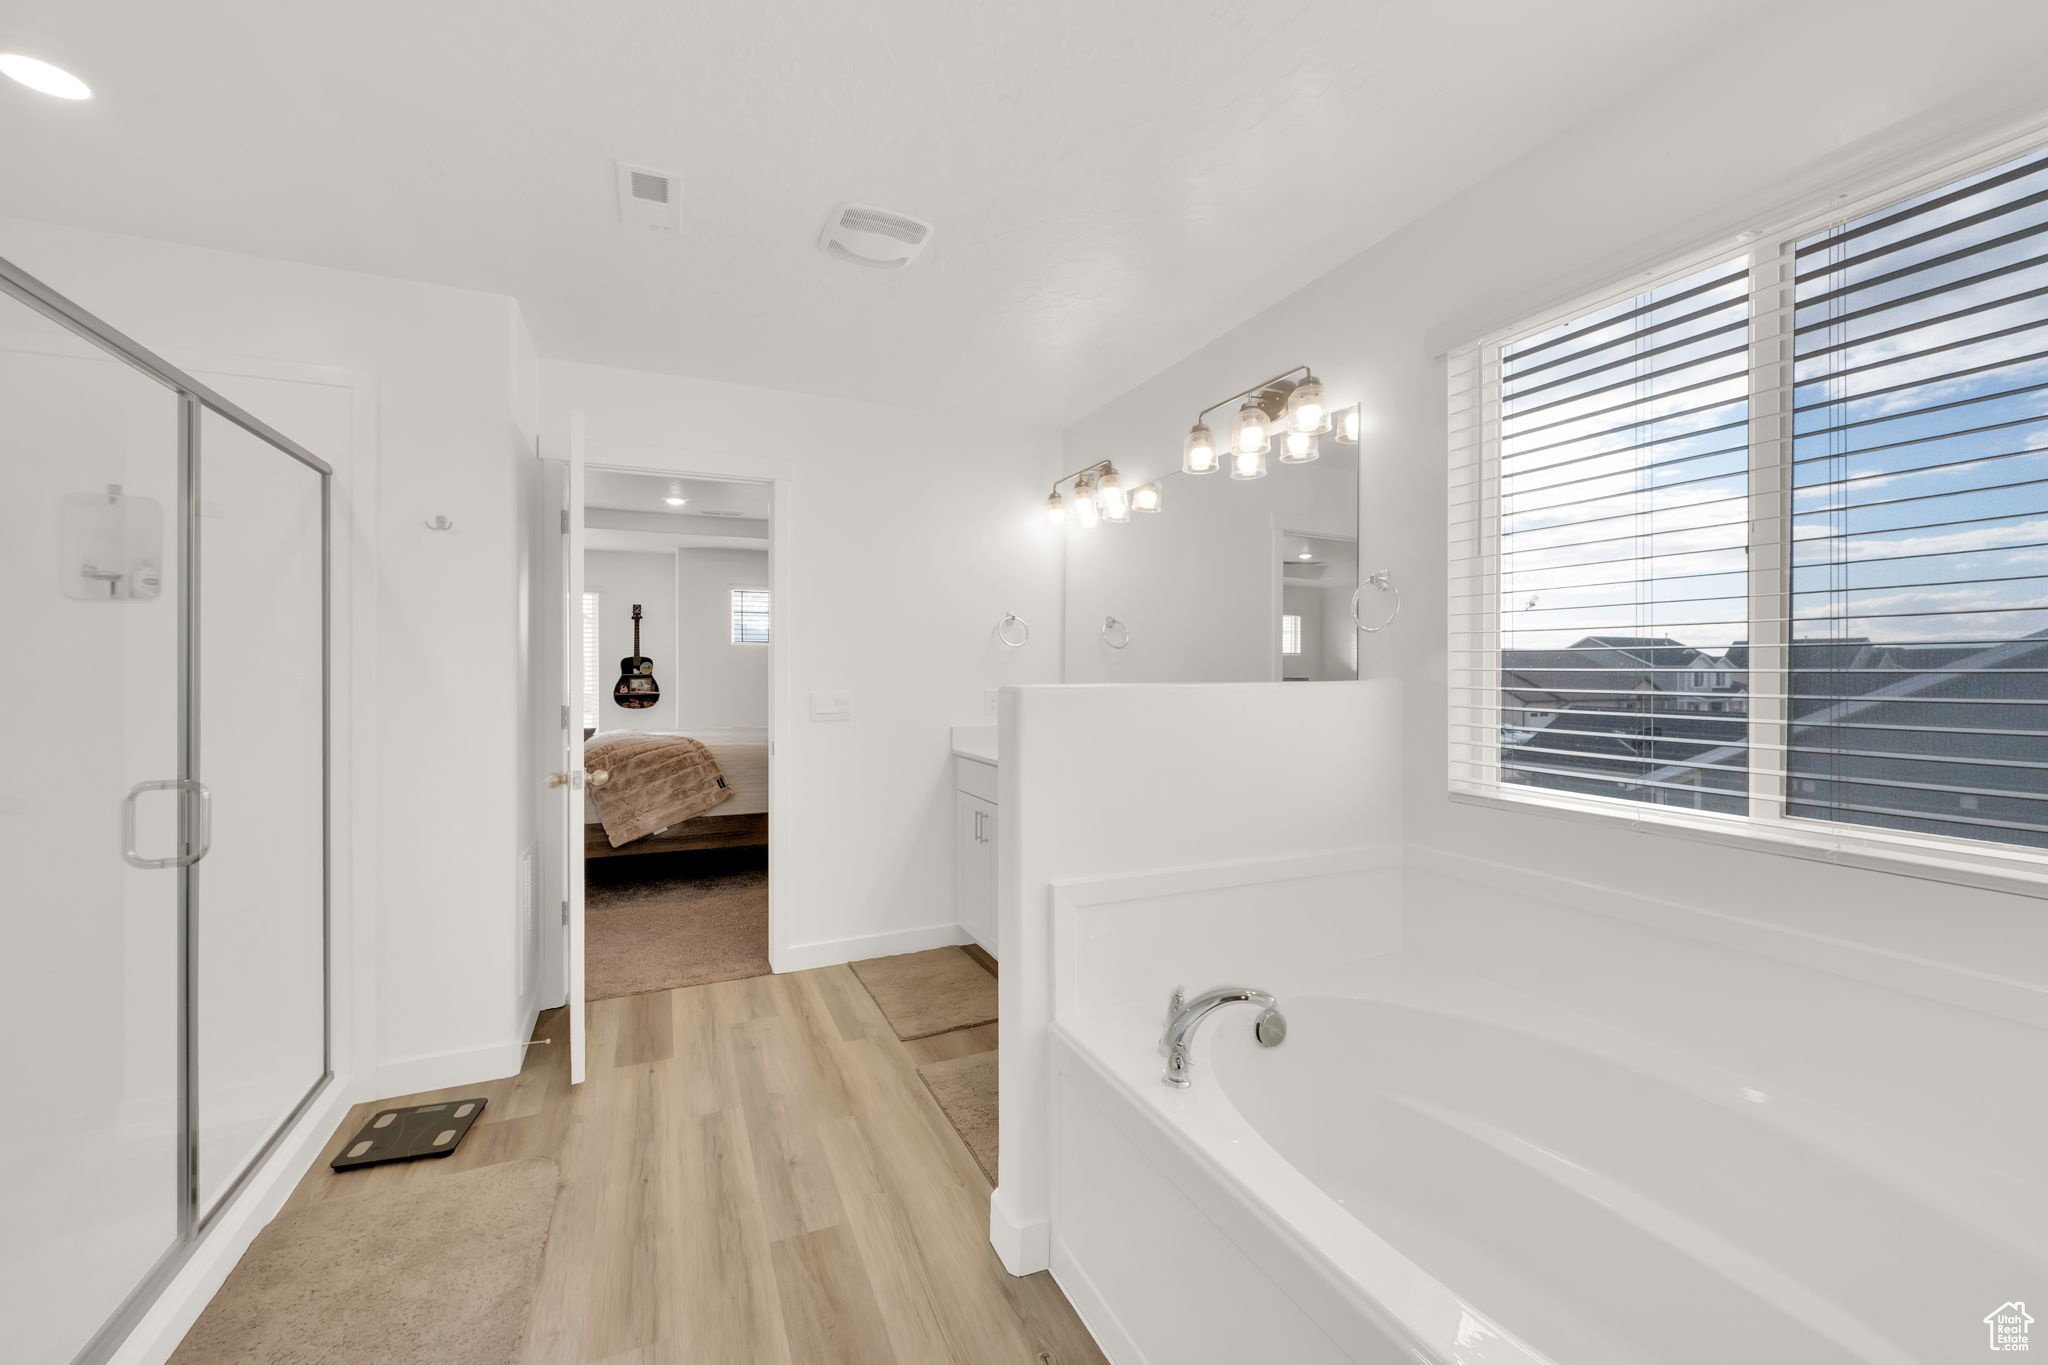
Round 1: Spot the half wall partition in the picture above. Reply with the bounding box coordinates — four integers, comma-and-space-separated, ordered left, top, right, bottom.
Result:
0, 255, 331, 1365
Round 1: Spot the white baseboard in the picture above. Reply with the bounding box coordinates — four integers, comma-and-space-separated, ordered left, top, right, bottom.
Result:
774, 920, 970, 974
1049, 1236, 1143, 1364
372, 1038, 527, 1100
988, 1183, 1049, 1275
107, 1075, 356, 1365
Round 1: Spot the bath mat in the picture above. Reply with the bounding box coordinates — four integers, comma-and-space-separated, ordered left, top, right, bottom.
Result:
169, 1157, 559, 1365
585, 863, 769, 999
848, 946, 997, 1040
918, 1051, 999, 1184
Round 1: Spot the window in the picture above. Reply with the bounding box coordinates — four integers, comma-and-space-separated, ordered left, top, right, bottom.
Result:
580, 590, 601, 729
1452, 141, 2048, 868
1281, 613, 1303, 656
730, 587, 771, 645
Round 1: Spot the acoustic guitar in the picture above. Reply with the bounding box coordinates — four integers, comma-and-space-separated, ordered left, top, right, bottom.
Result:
613, 603, 661, 709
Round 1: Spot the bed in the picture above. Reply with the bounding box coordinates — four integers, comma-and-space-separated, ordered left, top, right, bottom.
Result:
582, 727, 768, 859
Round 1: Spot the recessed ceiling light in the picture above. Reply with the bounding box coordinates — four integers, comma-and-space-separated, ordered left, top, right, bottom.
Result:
1298, 551, 1314, 560
663, 480, 687, 507
0, 54, 91, 100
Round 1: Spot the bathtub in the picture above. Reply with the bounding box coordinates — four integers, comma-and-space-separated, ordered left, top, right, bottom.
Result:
1047, 963, 2047, 1364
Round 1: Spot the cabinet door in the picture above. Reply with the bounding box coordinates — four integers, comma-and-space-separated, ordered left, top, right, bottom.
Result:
955, 791, 998, 955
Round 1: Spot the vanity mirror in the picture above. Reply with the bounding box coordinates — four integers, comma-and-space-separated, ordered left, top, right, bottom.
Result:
1059, 375, 1365, 683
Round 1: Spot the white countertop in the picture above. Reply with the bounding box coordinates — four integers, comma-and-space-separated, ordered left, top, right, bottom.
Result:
951, 724, 997, 765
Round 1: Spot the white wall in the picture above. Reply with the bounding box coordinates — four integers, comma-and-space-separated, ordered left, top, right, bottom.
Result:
1053, 0, 2048, 1236
541, 360, 1065, 967
673, 547, 771, 729
992, 679, 1404, 1273
0, 218, 541, 1098
586, 548, 679, 733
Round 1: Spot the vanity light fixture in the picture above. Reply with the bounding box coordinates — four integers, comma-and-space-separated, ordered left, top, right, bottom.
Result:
1230, 399, 1272, 457
1097, 466, 1130, 522
1335, 405, 1361, 445
1045, 460, 1146, 531
1286, 375, 1331, 436
1185, 365, 1339, 478
0, 53, 91, 100
1071, 471, 1103, 529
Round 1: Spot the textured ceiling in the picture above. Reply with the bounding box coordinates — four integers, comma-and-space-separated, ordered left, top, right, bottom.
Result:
0, 0, 1765, 424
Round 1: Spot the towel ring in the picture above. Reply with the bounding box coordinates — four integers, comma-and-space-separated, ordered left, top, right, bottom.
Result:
996, 612, 1031, 648
1350, 570, 1400, 634
1101, 616, 1132, 650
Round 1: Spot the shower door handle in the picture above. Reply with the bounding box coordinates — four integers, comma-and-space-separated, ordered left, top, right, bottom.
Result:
122, 778, 212, 869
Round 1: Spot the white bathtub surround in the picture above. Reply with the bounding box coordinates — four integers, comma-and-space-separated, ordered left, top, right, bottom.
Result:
1041, 847, 2048, 1364
992, 679, 1406, 1273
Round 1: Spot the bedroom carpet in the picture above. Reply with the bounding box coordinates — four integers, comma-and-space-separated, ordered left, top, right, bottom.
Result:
848, 945, 997, 1040
168, 1157, 558, 1365
585, 860, 769, 999
917, 1051, 999, 1184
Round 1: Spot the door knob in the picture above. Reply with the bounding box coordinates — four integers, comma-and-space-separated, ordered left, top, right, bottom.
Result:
547, 771, 571, 788
586, 769, 611, 789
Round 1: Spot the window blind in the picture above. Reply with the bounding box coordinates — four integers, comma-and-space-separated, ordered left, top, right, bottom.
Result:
1788, 148, 2048, 850
730, 588, 771, 645
1451, 141, 2048, 861
1282, 614, 1303, 656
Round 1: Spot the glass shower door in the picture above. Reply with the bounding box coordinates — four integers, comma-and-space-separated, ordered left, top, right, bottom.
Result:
192, 406, 327, 1217
0, 292, 187, 1364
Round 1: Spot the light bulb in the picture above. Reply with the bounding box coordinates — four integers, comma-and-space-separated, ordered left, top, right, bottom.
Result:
1183, 424, 1219, 475
1131, 482, 1163, 513
1286, 376, 1331, 436
1097, 466, 1129, 521
0, 54, 91, 100
1230, 400, 1271, 456
1230, 447, 1267, 480
1045, 490, 1066, 525
1071, 474, 1101, 529
1280, 429, 1320, 464
1336, 406, 1361, 445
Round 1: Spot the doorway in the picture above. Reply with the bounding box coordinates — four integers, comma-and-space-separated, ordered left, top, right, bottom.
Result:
563, 465, 774, 1011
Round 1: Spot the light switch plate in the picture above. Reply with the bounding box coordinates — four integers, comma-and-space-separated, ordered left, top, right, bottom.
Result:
810, 691, 852, 721
983, 688, 998, 716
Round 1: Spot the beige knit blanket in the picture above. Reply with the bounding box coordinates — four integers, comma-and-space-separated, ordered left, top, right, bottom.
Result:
585, 732, 735, 847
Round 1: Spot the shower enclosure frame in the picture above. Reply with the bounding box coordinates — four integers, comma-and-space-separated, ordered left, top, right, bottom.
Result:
0, 253, 336, 1365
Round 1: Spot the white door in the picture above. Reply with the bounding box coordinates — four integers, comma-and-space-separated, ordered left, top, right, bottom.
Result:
558, 413, 588, 1083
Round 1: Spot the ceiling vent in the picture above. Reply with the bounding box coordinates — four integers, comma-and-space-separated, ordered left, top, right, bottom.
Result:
818, 203, 933, 269
616, 162, 682, 234
695, 507, 749, 518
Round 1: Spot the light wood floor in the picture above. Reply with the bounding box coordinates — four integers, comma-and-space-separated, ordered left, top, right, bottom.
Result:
281, 965, 1100, 1365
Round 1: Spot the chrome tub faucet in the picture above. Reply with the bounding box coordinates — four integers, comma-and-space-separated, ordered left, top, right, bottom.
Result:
1158, 984, 1287, 1088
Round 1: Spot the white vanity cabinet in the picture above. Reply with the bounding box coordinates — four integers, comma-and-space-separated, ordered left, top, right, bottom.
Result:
954, 751, 998, 956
